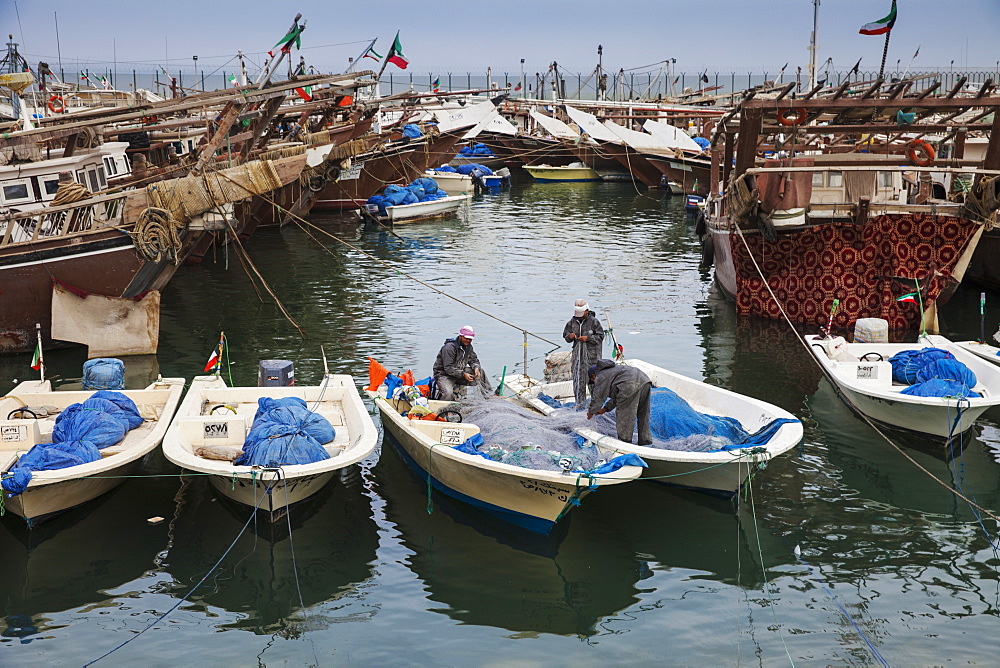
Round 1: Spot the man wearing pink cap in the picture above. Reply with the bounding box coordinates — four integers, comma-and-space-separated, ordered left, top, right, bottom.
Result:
432, 325, 483, 400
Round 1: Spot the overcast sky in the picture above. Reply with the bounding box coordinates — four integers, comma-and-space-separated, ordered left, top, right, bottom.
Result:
4, 1, 998, 78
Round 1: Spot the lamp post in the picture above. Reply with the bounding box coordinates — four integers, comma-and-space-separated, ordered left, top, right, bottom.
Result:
193, 55, 199, 91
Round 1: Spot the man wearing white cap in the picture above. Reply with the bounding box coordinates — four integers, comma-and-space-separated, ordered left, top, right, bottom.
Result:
562, 299, 604, 407
432, 325, 483, 401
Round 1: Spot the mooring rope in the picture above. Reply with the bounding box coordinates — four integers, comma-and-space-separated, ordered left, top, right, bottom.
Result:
82, 479, 276, 666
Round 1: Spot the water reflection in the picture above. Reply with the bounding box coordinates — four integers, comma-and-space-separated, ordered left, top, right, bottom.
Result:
375, 435, 640, 636
161, 466, 379, 634
0, 473, 176, 637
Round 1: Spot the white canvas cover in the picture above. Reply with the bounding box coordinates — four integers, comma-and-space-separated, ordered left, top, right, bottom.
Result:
642, 119, 704, 153
433, 99, 498, 133
463, 110, 518, 139
602, 119, 670, 152
528, 110, 579, 139
563, 105, 621, 143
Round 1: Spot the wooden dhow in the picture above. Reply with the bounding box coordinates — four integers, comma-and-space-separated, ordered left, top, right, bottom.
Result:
704, 81, 1000, 332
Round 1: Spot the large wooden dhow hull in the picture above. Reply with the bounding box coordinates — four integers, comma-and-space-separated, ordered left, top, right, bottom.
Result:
644, 154, 711, 195
0, 155, 306, 353
710, 210, 983, 331
314, 131, 465, 210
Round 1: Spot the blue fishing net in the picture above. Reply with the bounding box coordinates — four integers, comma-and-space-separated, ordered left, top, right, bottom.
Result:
889, 348, 979, 397
458, 143, 495, 157
455, 163, 493, 176
2, 390, 144, 495
235, 397, 334, 467
402, 124, 423, 139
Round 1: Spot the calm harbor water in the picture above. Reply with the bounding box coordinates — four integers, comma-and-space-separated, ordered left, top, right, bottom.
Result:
2, 178, 1000, 665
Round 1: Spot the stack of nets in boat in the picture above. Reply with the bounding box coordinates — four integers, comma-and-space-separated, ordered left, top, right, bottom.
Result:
456, 397, 604, 472
538, 387, 796, 453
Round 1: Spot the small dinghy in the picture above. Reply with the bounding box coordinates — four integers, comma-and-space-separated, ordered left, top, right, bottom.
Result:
162, 362, 377, 521
805, 333, 1000, 439
1, 373, 184, 527
505, 358, 802, 497
366, 365, 644, 534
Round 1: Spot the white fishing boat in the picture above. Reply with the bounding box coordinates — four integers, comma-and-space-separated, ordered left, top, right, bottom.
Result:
523, 163, 601, 183
367, 389, 643, 534
805, 334, 1000, 439
505, 358, 803, 497
949, 339, 1000, 366
0, 377, 184, 527
356, 193, 471, 224
425, 169, 472, 195
162, 373, 378, 521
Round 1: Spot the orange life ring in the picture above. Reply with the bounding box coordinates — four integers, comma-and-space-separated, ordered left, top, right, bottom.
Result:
776, 108, 807, 126
907, 139, 936, 167
47, 94, 65, 114
503, 101, 512, 111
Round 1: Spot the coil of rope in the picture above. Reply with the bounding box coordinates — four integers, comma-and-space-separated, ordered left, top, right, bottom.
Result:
49, 182, 93, 207
129, 207, 184, 264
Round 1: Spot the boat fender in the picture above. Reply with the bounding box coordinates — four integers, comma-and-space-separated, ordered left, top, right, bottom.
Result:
776, 108, 807, 126
47, 94, 66, 114
323, 163, 341, 181
693, 209, 707, 236
907, 139, 935, 167
700, 234, 714, 268
307, 173, 326, 192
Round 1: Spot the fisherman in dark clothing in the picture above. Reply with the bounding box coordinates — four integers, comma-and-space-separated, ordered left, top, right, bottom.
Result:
562, 299, 604, 407
587, 359, 653, 445
432, 325, 483, 401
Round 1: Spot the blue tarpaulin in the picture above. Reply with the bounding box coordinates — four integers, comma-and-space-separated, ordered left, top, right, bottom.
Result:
234, 397, 334, 467
1, 390, 143, 496
455, 163, 493, 176
402, 124, 423, 139
458, 143, 495, 157
889, 348, 979, 397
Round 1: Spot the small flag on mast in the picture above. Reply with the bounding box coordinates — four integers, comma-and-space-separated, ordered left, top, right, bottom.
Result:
432, 76, 440, 92
896, 292, 920, 304
31, 339, 42, 371
203, 333, 226, 373
363, 41, 382, 62
860, 0, 897, 35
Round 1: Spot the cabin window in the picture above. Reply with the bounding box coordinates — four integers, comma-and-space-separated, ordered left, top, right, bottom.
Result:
187, 140, 195, 153
812, 172, 825, 187
828, 171, 843, 188
97, 166, 107, 189
173, 141, 184, 155
1, 180, 31, 204
118, 154, 131, 174
76, 170, 86, 185
103, 156, 118, 176
877, 171, 893, 188
87, 169, 100, 193
41, 177, 61, 199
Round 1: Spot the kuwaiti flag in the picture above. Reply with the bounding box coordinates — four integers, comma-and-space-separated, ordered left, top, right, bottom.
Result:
203, 333, 225, 373
386, 31, 408, 69
896, 292, 920, 304
295, 85, 313, 102
432, 76, 440, 91
228, 73, 239, 87
860, 0, 897, 35
30, 339, 42, 371
363, 41, 382, 62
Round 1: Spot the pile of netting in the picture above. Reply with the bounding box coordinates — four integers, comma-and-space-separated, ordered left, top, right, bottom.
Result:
539, 387, 797, 453
452, 392, 643, 473
365, 177, 450, 214
454, 163, 493, 176
888, 347, 980, 398
457, 143, 495, 157
1, 391, 144, 495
